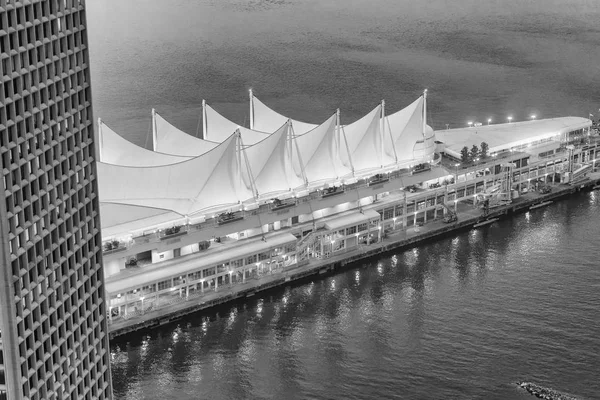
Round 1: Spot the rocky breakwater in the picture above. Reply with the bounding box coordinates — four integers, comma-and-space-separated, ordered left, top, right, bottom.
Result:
517, 382, 580, 400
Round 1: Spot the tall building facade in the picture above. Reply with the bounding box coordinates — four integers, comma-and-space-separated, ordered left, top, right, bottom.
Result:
0, 1, 112, 399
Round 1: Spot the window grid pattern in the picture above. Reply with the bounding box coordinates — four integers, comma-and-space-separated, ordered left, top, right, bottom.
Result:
0, 1, 112, 400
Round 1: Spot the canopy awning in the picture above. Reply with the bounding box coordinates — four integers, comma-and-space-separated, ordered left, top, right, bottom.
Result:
324, 209, 381, 231
98, 133, 254, 216
293, 112, 352, 186
153, 110, 219, 156
242, 121, 306, 197
203, 102, 271, 145
250, 92, 318, 135
98, 119, 188, 166
105, 232, 298, 294
384, 96, 426, 162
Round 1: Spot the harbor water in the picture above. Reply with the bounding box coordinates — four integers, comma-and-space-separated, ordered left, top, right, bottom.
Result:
85, 0, 600, 398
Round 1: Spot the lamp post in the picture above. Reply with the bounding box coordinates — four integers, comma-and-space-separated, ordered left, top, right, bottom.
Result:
487, 118, 492, 125
455, 163, 460, 182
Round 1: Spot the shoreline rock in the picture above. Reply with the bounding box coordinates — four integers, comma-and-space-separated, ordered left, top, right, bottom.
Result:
517, 381, 579, 400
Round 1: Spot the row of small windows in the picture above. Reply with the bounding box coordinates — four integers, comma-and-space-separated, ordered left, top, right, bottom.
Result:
1, 117, 93, 181
1, 54, 89, 99
8, 180, 97, 258
0, 1, 84, 33
2, 70, 90, 108
1, 28, 87, 72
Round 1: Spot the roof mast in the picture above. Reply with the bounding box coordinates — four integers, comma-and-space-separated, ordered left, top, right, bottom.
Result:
151, 108, 158, 152
201, 99, 207, 140
249, 88, 254, 130
380, 99, 385, 168
423, 88, 428, 136
97, 117, 103, 162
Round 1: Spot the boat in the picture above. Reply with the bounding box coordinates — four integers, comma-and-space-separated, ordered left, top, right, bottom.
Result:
473, 218, 499, 228
529, 200, 553, 210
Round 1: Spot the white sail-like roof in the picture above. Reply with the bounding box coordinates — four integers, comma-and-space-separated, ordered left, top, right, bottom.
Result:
203, 102, 270, 145
242, 121, 305, 197
341, 104, 395, 173
153, 110, 219, 157
384, 96, 425, 162
250, 92, 318, 135
293, 113, 352, 185
98, 133, 253, 215
98, 119, 189, 167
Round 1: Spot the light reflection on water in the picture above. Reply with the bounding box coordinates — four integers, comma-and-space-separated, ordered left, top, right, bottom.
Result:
110, 192, 600, 400
88, 0, 600, 396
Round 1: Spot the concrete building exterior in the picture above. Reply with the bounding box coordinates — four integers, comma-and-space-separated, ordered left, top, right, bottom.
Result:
95, 89, 595, 337
0, 1, 113, 399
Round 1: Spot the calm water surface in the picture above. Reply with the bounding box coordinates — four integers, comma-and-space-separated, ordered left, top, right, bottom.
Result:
86, 1, 600, 398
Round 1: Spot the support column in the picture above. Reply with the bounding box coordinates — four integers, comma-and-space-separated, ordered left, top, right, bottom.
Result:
403, 202, 408, 229
215, 278, 218, 290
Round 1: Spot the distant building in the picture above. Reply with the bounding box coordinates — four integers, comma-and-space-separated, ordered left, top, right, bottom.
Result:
436, 117, 592, 160
0, 1, 113, 399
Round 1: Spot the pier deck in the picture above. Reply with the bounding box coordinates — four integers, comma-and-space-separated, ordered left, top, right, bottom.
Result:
108, 175, 600, 340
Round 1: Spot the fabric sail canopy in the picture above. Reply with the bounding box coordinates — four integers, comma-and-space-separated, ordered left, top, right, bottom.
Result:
293, 113, 352, 185
98, 133, 253, 216
153, 110, 219, 157
341, 104, 395, 173
251, 94, 318, 135
98, 120, 189, 167
383, 96, 425, 162
204, 103, 271, 145
242, 121, 305, 197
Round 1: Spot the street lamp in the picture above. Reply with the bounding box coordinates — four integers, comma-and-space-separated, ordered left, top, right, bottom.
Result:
507, 116, 513, 123
487, 118, 492, 125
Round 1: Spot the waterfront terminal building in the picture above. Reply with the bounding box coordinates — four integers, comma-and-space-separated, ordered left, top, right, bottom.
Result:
95, 91, 595, 330
0, 1, 113, 399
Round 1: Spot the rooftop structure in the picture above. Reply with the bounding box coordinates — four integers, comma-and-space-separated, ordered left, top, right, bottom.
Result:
436, 117, 592, 159
0, 1, 113, 399
97, 92, 436, 236
95, 90, 598, 336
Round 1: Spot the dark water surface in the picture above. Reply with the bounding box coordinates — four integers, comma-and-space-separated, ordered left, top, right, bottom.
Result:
107, 191, 600, 400
86, 1, 600, 399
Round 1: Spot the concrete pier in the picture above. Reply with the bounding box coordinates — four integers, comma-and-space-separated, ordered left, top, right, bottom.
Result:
108, 175, 600, 340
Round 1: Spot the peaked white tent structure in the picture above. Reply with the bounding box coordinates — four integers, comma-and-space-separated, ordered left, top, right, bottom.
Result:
340, 104, 396, 174
152, 109, 219, 157
202, 100, 271, 145
293, 112, 352, 186
98, 133, 253, 216
97, 92, 436, 223
242, 121, 306, 198
383, 94, 433, 164
249, 89, 318, 135
97, 119, 189, 167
